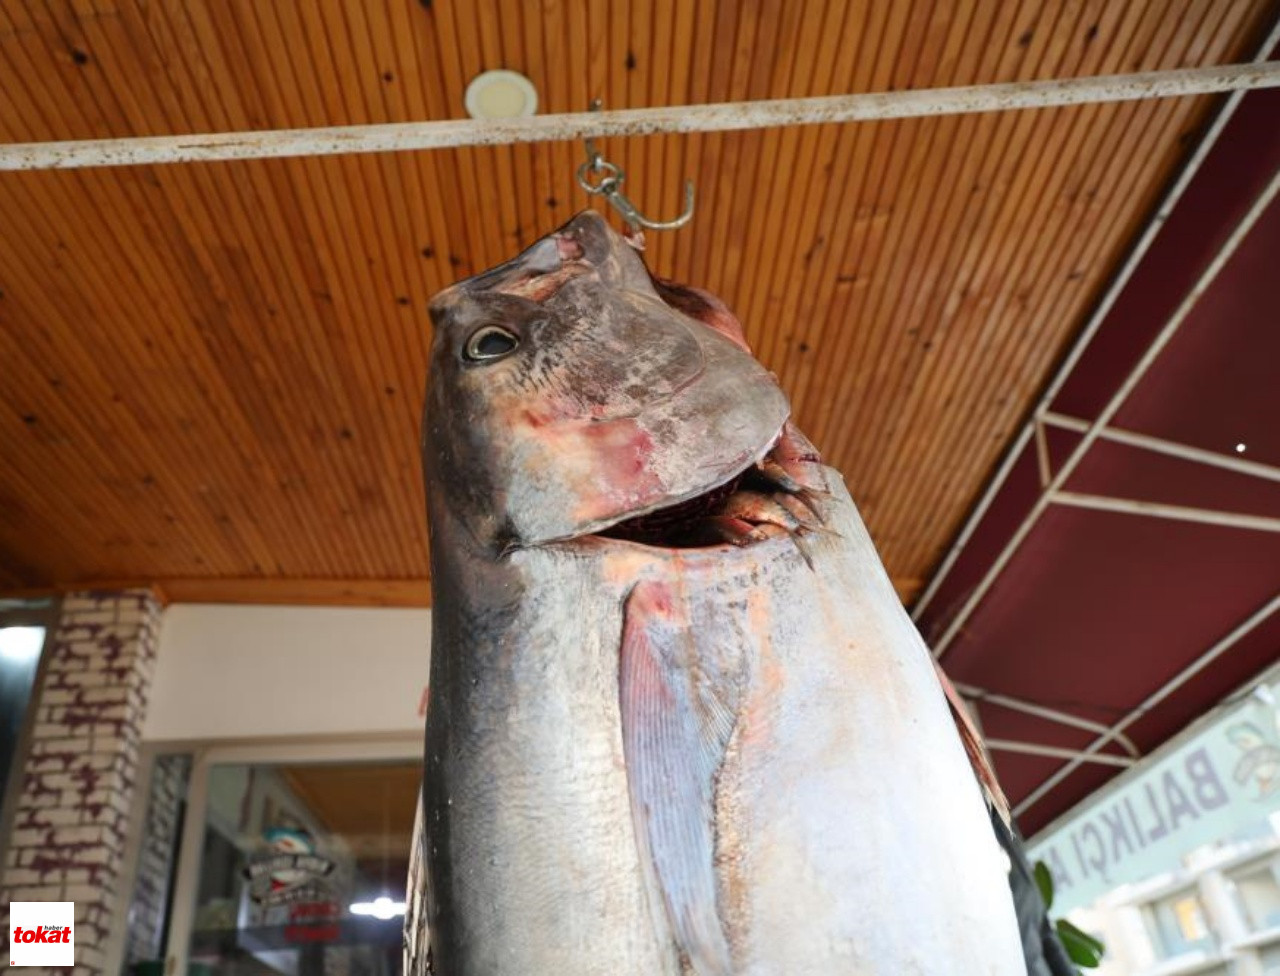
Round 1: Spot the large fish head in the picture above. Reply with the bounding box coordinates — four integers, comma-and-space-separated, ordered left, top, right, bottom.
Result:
424, 210, 791, 554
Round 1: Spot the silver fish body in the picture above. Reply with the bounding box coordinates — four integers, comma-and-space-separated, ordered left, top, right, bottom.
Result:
413, 211, 1026, 974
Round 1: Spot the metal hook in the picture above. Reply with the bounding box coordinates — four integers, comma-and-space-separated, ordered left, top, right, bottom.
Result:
577, 99, 695, 233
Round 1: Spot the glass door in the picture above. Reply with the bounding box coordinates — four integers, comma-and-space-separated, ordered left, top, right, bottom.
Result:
163, 739, 421, 976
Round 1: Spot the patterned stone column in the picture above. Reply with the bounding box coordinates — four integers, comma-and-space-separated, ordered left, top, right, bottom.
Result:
0, 589, 161, 976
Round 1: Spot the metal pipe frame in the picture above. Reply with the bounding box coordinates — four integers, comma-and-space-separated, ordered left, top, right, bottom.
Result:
985, 739, 1136, 768
1014, 593, 1280, 816
954, 681, 1141, 757
931, 166, 1280, 660
1041, 411, 1280, 484
0, 63, 1278, 171
911, 14, 1280, 625
1049, 491, 1280, 533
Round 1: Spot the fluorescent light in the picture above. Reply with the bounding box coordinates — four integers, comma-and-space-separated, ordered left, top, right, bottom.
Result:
0, 627, 44, 664
464, 70, 538, 120
349, 896, 406, 920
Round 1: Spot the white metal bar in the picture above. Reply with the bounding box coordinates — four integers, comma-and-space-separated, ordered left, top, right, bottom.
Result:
1, 63, 1278, 171
1014, 593, 1280, 817
933, 167, 1280, 660
1042, 412, 1280, 484
1028, 659, 1280, 844
164, 748, 210, 976
1050, 490, 1280, 532
1034, 419, 1053, 487
955, 681, 1140, 757
985, 739, 1136, 768
910, 15, 1280, 622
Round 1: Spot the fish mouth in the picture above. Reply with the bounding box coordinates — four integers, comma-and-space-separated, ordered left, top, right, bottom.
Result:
590, 425, 830, 555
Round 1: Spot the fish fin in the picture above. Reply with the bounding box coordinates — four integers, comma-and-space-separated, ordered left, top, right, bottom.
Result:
934, 662, 1012, 825
403, 790, 433, 975
620, 581, 739, 976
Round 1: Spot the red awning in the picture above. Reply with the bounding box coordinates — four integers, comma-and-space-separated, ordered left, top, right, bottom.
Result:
915, 74, 1280, 838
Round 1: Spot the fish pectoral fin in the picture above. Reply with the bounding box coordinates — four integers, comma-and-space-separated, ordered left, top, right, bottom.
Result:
934, 661, 1011, 824
620, 581, 741, 976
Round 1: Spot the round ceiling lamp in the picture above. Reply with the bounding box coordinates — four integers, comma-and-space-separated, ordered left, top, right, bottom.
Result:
465, 70, 539, 120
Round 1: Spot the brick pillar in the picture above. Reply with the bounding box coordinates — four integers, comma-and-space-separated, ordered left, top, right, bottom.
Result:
1, 589, 161, 976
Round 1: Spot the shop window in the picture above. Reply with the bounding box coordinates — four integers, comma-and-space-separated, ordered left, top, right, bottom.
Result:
185, 760, 419, 976
126, 754, 193, 971
1228, 858, 1280, 932
1142, 889, 1217, 960
0, 621, 49, 813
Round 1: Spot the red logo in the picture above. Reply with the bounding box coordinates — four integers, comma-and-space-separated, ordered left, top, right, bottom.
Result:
11, 927, 72, 945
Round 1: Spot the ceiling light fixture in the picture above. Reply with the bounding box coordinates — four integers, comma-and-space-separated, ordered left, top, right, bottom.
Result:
464, 70, 539, 120
0, 626, 45, 664
1236, 443, 1247, 454
350, 896, 406, 920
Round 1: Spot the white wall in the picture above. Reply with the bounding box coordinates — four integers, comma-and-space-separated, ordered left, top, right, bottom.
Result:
144, 604, 431, 742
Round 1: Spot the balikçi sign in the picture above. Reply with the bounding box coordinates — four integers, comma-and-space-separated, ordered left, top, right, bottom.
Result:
1028, 681, 1280, 913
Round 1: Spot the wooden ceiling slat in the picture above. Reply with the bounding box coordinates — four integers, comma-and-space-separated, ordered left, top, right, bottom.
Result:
842, 0, 1108, 514
105, 3, 374, 575
757, 0, 914, 371
0, 12, 288, 576
820, 0, 1059, 474
789, 0, 1003, 440
250, 3, 425, 570
885, 0, 1213, 555
227, 5, 410, 575
707, 0, 789, 303
753, 2, 889, 413
779, 0, 989, 458
320, 3, 440, 561
853, 4, 1170, 560
877, 0, 1229, 572
0, 1, 1271, 600
744, 0, 859, 361
0, 217, 243, 577
804, 0, 1049, 451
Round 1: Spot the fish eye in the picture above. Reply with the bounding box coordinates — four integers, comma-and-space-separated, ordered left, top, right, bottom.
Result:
464, 325, 520, 362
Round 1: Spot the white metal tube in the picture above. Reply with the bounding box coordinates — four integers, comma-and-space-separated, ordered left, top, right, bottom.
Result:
1042, 412, 1280, 484
985, 740, 1136, 768
910, 16, 1280, 622
1050, 490, 1280, 532
933, 167, 1280, 660
1014, 593, 1280, 817
955, 681, 1141, 757
0, 63, 1278, 171
1034, 420, 1053, 487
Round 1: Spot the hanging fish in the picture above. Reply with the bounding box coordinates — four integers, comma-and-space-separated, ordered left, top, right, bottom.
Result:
408, 210, 1058, 974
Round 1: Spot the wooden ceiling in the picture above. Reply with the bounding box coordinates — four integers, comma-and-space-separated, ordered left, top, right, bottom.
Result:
0, 0, 1272, 605
280, 762, 419, 864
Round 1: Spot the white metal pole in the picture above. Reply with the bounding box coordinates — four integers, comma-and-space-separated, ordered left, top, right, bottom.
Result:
1049, 491, 1280, 533
984, 740, 1136, 768
1041, 412, 1280, 484
0, 63, 1278, 171
1014, 593, 1280, 817
910, 15, 1280, 623
954, 682, 1141, 757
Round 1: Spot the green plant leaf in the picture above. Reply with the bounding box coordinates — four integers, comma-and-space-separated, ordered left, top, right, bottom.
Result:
1033, 860, 1055, 908
1056, 918, 1105, 968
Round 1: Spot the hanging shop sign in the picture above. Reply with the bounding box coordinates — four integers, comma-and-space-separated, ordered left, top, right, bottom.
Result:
243, 826, 337, 907
1029, 681, 1280, 913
